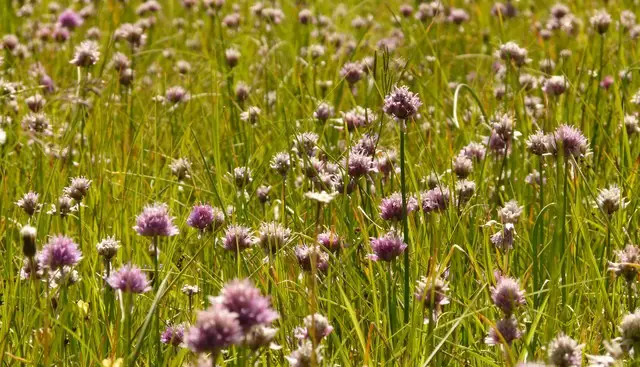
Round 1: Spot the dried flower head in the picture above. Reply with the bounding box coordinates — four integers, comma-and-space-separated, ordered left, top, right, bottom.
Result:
170, 158, 191, 181
499, 200, 523, 224
258, 221, 291, 253
415, 276, 450, 320
295, 313, 334, 343
596, 185, 624, 215
609, 244, 640, 283
64, 176, 91, 201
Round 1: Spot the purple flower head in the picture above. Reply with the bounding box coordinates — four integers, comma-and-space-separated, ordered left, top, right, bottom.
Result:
295, 244, 329, 272
294, 313, 334, 343
452, 154, 473, 178
543, 76, 568, 96
380, 192, 418, 222
485, 317, 522, 346
245, 326, 278, 350
222, 225, 256, 252
490, 276, 526, 316
313, 102, 334, 122
38, 235, 82, 270
551, 124, 588, 159
107, 264, 151, 293
58, 9, 84, 30
498, 41, 528, 67
187, 204, 224, 232
460, 142, 486, 161
421, 186, 450, 213
133, 203, 179, 237
293, 132, 319, 157
165, 86, 190, 104
548, 333, 583, 367
270, 152, 291, 176
317, 231, 345, 252
368, 231, 407, 262
212, 279, 279, 331
354, 134, 378, 156
498, 200, 523, 224
161, 324, 185, 347
185, 304, 243, 354
383, 85, 422, 120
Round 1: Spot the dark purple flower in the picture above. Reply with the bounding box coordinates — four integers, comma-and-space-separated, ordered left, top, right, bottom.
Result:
161, 324, 185, 347
187, 204, 224, 232
347, 150, 375, 178
485, 317, 522, 346
213, 279, 279, 331
133, 203, 179, 237
383, 85, 422, 120
222, 225, 256, 252
185, 304, 243, 354
368, 231, 407, 262
490, 276, 526, 316
380, 192, 418, 221
64, 176, 92, 201
107, 264, 151, 293
58, 9, 84, 30
70, 41, 100, 68
340, 62, 364, 85
38, 235, 82, 270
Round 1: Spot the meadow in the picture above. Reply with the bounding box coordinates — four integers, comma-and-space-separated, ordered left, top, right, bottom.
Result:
1, 0, 640, 366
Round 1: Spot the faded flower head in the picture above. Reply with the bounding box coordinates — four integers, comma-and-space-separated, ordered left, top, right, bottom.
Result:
619, 310, 640, 351
421, 186, 450, 213
222, 225, 256, 252
340, 62, 364, 85
270, 152, 291, 176
295, 244, 329, 272
286, 340, 323, 367
295, 313, 334, 343
70, 40, 100, 67
548, 334, 583, 367
64, 176, 91, 202
21, 225, 37, 258
313, 102, 334, 122
415, 276, 449, 321
245, 326, 278, 350
317, 231, 345, 252
543, 76, 568, 96
342, 106, 376, 131
590, 10, 611, 34
170, 158, 191, 181
232, 166, 253, 189
499, 200, 523, 224
490, 223, 516, 250
165, 86, 190, 104
259, 221, 291, 253
498, 41, 528, 67
368, 231, 407, 262
38, 235, 82, 270
609, 244, 640, 283
133, 203, 179, 237
107, 264, 151, 293
16, 191, 40, 216
96, 236, 120, 260
526, 131, 551, 156
596, 185, 623, 215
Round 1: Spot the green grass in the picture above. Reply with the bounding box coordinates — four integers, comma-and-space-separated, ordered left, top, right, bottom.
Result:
1, 0, 640, 366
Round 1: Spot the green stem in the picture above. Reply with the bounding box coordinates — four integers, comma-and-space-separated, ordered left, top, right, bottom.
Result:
400, 128, 410, 324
